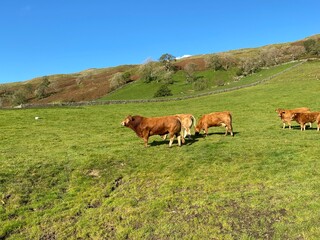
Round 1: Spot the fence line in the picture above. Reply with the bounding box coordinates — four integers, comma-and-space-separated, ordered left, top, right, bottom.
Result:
21, 61, 305, 108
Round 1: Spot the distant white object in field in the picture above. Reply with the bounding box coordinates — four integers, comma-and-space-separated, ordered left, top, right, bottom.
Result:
35, 116, 40, 120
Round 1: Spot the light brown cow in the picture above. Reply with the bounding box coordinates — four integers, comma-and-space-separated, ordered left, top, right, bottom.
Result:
195, 111, 233, 137
291, 112, 320, 131
162, 114, 196, 140
121, 115, 182, 147
175, 114, 196, 139
275, 107, 310, 129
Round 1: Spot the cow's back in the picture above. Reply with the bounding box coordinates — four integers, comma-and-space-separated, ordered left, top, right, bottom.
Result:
144, 116, 181, 135
207, 111, 231, 126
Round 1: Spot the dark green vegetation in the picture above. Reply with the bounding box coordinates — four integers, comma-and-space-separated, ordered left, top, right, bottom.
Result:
1, 60, 320, 239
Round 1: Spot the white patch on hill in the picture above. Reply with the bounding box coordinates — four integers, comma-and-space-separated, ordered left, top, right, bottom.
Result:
176, 55, 192, 60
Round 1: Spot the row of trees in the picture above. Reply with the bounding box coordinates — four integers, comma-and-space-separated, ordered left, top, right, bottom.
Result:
139, 44, 311, 89
137, 40, 320, 97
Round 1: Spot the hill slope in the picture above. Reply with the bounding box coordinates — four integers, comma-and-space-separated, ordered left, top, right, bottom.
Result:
0, 34, 319, 107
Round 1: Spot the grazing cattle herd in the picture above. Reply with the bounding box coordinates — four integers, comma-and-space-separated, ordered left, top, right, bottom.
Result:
122, 107, 320, 147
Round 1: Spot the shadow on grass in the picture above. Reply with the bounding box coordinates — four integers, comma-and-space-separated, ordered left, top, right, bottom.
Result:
283, 125, 316, 131
194, 131, 240, 138
150, 138, 199, 147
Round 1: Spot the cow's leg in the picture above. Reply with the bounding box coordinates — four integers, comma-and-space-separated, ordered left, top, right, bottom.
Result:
288, 122, 292, 129
180, 133, 185, 144
185, 128, 192, 139
202, 124, 208, 137
143, 135, 149, 147
161, 134, 167, 140
168, 134, 174, 147
309, 122, 312, 128
177, 135, 182, 146
317, 123, 320, 131
228, 125, 234, 136
282, 122, 286, 129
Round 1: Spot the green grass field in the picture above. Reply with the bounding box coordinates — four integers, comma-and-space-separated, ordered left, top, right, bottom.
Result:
1, 60, 320, 239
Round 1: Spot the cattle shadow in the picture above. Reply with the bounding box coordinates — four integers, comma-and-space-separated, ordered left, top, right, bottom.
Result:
150, 137, 199, 147
193, 132, 239, 138
283, 125, 315, 130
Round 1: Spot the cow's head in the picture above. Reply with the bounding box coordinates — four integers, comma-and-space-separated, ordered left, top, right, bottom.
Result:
291, 113, 298, 120
121, 115, 133, 126
194, 126, 200, 136
275, 109, 285, 117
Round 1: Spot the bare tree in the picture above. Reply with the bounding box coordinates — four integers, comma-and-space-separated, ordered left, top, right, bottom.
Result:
205, 54, 223, 71
260, 47, 284, 67
35, 76, 50, 99
218, 53, 237, 70
184, 62, 199, 83
109, 72, 131, 90
239, 57, 261, 76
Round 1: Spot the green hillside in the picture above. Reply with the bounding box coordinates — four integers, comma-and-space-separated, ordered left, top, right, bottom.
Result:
1, 60, 320, 239
100, 61, 300, 100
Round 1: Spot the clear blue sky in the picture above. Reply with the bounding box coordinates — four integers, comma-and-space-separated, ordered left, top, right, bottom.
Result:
0, 0, 319, 83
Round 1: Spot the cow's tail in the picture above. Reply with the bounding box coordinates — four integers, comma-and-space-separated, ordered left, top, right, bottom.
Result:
228, 112, 234, 136
190, 115, 196, 128
175, 116, 185, 144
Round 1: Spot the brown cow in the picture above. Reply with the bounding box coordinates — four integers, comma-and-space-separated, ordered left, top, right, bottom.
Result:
291, 112, 320, 131
195, 111, 233, 137
275, 107, 310, 129
121, 115, 182, 147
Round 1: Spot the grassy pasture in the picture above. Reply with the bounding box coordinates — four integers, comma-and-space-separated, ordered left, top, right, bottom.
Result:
1, 60, 320, 239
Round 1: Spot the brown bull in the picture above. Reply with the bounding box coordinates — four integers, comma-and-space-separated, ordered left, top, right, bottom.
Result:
275, 107, 310, 129
291, 112, 320, 131
121, 115, 182, 147
195, 111, 233, 137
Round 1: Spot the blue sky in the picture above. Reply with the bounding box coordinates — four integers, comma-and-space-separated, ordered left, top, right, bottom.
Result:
0, 0, 319, 83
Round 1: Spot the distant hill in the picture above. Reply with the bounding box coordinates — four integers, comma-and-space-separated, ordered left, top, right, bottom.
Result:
0, 34, 319, 108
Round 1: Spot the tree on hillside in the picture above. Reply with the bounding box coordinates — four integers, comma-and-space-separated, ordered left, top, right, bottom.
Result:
260, 47, 284, 67
35, 76, 50, 99
153, 84, 173, 97
218, 53, 237, 70
139, 61, 173, 84
239, 57, 261, 76
184, 62, 200, 83
139, 61, 160, 83
303, 39, 320, 55
159, 53, 176, 71
283, 45, 306, 61
205, 54, 223, 71
12, 89, 28, 106
109, 72, 131, 91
